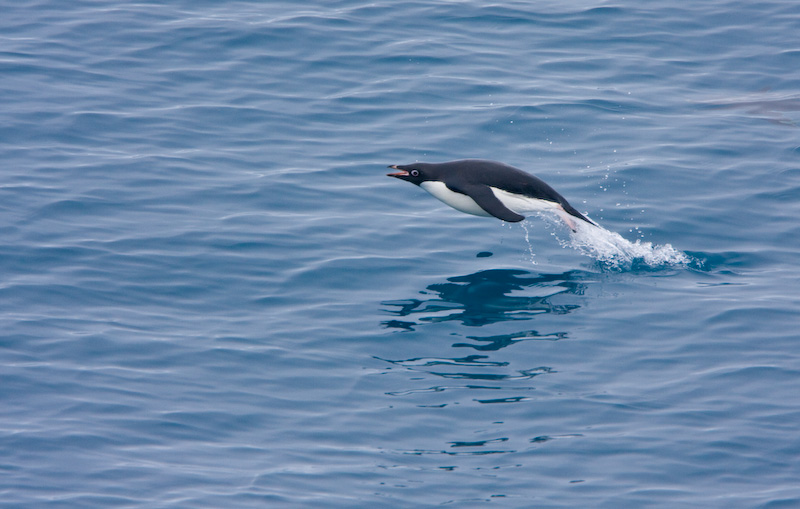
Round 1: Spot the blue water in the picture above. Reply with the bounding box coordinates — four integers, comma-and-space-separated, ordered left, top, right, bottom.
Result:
2, 0, 800, 507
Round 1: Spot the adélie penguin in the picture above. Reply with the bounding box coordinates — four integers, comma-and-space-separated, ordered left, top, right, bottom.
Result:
387, 159, 597, 231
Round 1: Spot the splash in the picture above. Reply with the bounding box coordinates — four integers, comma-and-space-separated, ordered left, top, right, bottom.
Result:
534, 212, 691, 270
518, 222, 537, 265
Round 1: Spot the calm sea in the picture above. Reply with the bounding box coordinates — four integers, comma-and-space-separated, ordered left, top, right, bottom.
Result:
2, 1, 800, 507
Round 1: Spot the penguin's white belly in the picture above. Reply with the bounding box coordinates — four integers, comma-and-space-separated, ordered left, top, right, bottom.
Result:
419, 181, 560, 217
420, 181, 491, 217
491, 188, 562, 214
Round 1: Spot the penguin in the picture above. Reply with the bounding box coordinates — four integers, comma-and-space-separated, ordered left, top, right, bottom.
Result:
387, 159, 596, 231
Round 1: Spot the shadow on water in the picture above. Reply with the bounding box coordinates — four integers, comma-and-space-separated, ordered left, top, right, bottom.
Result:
381, 268, 590, 329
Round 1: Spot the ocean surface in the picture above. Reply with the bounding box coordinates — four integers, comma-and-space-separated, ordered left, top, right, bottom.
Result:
2, 1, 800, 507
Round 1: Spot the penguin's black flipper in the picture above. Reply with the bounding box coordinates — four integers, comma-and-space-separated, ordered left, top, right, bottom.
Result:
447, 182, 525, 223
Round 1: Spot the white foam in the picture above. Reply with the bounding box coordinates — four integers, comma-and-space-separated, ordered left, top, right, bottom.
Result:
533, 212, 690, 270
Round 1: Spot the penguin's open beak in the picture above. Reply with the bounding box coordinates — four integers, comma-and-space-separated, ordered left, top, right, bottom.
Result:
386, 165, 409, 177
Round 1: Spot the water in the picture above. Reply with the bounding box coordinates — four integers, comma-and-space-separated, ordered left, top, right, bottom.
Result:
2, 0, 800, 507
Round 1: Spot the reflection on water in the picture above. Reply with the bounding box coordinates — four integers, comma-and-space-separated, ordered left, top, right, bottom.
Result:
378, 268, 594, 457
378, 268, 591, 389
381, 269, 588, 329
453, 329, 566, 351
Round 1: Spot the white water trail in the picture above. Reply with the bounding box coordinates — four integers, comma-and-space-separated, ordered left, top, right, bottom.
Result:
535, 212, 690, 270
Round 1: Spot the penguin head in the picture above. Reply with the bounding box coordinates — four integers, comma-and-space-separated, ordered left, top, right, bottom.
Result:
387, 163, 436, 186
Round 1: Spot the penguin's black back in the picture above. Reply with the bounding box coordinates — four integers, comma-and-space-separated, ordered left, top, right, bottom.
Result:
434, 159, 593, 224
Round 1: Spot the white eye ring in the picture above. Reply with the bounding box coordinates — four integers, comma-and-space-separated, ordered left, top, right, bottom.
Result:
410, 169, 420, 177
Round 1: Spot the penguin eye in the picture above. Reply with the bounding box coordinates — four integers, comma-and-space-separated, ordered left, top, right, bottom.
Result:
410, 169, 420, 177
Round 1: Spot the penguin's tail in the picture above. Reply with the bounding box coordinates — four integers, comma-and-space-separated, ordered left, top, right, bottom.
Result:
558, 203, 599, 232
